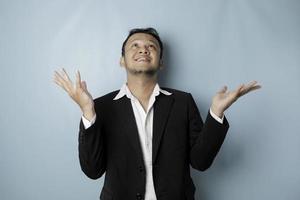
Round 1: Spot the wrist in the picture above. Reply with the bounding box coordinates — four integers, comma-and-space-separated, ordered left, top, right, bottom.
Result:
210, 105, 224, 118
81, 106, 96, 121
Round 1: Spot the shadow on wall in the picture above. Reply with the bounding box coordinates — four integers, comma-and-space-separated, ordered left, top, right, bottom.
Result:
158, 40, 172, 87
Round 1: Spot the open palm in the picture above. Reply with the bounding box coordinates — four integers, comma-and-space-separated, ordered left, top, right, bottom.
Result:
53, 68, 94, 114
211, 81, 261, 117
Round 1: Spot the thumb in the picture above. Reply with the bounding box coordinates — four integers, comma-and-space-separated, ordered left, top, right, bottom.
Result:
218, 86, 227, 93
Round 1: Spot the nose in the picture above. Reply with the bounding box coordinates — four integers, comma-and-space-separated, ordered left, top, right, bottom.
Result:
139, 45, 149, 55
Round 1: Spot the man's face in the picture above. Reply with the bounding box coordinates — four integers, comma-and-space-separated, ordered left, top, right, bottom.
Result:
120, 33, 162, 76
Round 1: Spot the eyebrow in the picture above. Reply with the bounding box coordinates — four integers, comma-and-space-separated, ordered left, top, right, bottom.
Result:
128, 39, 158, 46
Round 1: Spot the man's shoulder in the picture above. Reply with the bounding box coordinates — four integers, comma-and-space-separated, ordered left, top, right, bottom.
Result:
161, 87, 191, 97
92, 87, 193, 103
93, 90, 120, 104
159, 87, 195, 104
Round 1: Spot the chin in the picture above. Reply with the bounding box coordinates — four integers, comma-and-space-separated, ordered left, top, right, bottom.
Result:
127, 66, 159, 76
133, 64, 156, 70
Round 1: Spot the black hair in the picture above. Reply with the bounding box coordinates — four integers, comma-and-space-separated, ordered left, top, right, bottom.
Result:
121, 27, 163, 59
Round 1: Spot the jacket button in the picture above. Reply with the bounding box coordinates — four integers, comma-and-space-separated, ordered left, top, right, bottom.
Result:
136, 193, 143, 200
139, 166, 143, 172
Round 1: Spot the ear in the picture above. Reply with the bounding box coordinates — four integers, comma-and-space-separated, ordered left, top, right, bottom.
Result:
159, 59, 164, 69
120, 56, 125, 68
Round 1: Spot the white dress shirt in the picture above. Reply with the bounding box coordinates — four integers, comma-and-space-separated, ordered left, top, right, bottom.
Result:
81, 83, 224, 200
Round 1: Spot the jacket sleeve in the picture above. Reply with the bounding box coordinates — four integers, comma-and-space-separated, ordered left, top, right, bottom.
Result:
78, 109, 106, 179
188, 93, 229, 171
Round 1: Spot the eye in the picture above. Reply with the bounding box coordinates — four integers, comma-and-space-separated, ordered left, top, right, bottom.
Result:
131, 43, 139, 48
148, 44, 156, 50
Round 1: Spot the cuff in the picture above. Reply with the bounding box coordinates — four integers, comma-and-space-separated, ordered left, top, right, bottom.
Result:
81, 114, 97, 129
209, 108, 224, 124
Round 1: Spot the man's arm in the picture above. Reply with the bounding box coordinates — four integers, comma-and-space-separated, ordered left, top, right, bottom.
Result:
53, 68, 106, 179
78, 109, 106, 179
188, 81, 261, 171
188, 93, 229, 171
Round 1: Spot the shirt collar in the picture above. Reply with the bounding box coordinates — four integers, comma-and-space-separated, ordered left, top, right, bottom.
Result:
113, 83, 172, 100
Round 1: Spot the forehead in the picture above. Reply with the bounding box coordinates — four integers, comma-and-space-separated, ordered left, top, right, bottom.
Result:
126, 33, 159, 45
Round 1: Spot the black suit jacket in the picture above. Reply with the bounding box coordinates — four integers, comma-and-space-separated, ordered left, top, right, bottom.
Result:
78, 88, 229, 200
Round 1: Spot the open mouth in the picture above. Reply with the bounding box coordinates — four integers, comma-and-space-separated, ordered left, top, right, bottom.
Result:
135, 57, 151, 62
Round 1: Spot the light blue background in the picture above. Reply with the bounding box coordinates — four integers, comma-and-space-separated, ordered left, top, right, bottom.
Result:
1, 0, 299, 199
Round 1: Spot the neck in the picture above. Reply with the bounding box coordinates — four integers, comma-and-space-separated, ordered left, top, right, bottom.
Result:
126, 72, 158, 102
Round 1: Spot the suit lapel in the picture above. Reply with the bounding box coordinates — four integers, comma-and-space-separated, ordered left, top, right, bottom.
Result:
152, 94, 174, 164
115, 97, 144, 164
114, 93, 174, 165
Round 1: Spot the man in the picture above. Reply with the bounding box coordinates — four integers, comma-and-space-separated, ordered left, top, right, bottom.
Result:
53, 28, 261, 200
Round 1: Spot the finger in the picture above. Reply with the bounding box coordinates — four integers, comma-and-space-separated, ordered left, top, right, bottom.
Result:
75, 70, 82, 89
218, 86, 227, 93
233, 84, 245, 98
53, 77, 63, 87
238, 84, 245, 91
53, 77, 65, 89
53, 77, 70, 93
62, 68, 73, 85
54, 71, 72, 93
241, 81, 260, 94
81, 81, 87, 91
54, 71, 67, 86
243, 80, 258, 90
236, 83, 244, 93
248, 80, 258, 87
240, 84, 261, 96
244, 85, 262, 94
54, 70, 68, 85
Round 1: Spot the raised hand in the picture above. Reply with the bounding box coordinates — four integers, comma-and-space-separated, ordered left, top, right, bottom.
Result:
211, 81, 261, 117
53, 68, 95, 120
